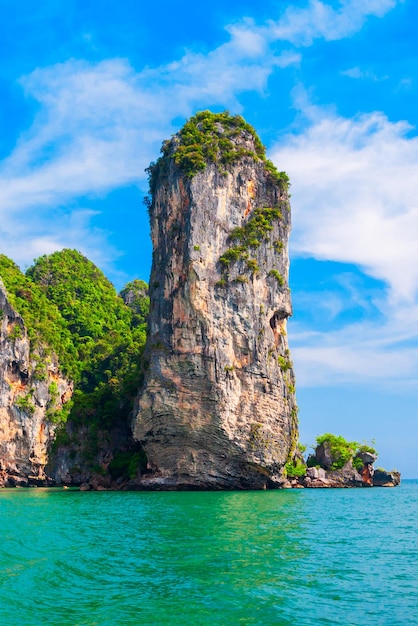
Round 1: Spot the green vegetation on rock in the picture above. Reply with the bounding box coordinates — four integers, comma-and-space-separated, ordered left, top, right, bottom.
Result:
268, 269, 285, 286
14, 392, 35, 415
0, 250, 149, 435
277, 352, 292, 372
217, 206, 284, 285
309, 433, 378, 471
0, 254, 76, 374
352, 456, 364, 472
147, 110, 290, 196
284, 458, 306, 479
27, 250, 148, 430
119, 279, 150, 319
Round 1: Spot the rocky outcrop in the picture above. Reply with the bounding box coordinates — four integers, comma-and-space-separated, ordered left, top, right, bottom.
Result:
0, 280, 72, 486
373, 469, 401, 487
133, 112, 298, 489
298, 464, 361, 488
300, 463, 401, 489
301, 438, 400, 488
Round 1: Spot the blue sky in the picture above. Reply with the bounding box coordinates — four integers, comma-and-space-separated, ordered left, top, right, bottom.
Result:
1, 0, 417, 475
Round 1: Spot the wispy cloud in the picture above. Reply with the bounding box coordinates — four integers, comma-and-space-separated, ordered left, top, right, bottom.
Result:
271, 106, 418, 302
0, 43, 298, 267
269, 98, 418, 387
267, 0, 399, 46
291, 311, 418, 388
0, 0, 400, 274
341, 66, 388, 81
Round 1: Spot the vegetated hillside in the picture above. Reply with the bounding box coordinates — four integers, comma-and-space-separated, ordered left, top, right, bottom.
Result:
0, 250, 149, 484
0, 254, 77, 385
26, 249, 148, 431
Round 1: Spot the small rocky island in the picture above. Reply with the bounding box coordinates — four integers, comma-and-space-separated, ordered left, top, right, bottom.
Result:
0, 111, 400, 490
284, 434, 400, 489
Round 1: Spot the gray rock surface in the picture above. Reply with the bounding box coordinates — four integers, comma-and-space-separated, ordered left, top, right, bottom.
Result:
0, 280, 72, 486
357, 450, 378, 465
314, 442, 334, 470
373, 469, 401, 487
133, 122, 298, 489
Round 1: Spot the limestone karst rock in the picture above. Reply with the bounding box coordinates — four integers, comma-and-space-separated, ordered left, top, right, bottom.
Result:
133, 111, 298, 489
0, 280, 72, 486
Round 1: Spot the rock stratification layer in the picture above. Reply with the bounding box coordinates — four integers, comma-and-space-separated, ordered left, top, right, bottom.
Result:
0, 280, 72, 486
133, 112, 298, 489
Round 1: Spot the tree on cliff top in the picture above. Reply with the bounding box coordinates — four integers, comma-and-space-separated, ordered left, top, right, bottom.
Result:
146, 110, 290, 198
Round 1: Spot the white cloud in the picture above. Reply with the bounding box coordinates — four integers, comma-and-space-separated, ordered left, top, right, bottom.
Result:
291, 312, 418, 388
0, 0, 400, 272
341, 66, 388, 81
0, 19, 301, 268
270, 108, 418, 302
269, 102, 418, 387
268, 0, 398, 46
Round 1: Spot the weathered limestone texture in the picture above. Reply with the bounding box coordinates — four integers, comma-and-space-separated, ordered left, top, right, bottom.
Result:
0, 280, 72, 486
133, 113, 298, 489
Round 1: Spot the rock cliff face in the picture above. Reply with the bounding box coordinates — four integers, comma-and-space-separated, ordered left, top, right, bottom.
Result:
133, 112, 298, 489
0, 280, 72, 486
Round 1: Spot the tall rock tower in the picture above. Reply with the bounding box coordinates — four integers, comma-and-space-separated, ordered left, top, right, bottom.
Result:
133, 111, 298, 489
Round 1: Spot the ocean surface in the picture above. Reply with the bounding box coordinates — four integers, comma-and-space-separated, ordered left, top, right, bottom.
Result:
0, 481, 417, 626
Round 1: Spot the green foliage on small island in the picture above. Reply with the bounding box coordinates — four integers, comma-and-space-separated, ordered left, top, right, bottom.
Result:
352, 456, 364, 472
357, 442, 377, 455
146, 110, 290, 197
311, 434, 378, 471
315, 433, 358, 470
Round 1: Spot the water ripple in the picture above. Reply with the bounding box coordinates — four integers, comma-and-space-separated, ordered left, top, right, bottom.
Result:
0, 484, 417, 624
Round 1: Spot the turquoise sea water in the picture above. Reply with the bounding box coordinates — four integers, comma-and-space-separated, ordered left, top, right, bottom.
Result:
0, 482, 417, 626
